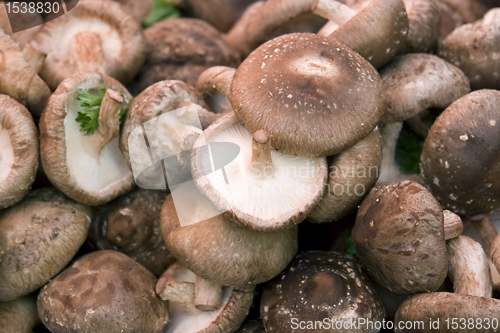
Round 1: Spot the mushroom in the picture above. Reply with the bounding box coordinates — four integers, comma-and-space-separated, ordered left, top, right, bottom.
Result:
260, 251, 384, 333
308, 128, 382, 223
116, 0, 155, 23
161, 190, 298, 287
443, 209, 464, 240
88, 189, 175, 277
439, 0, 490, 23
37, 250, 169, 333
32, 0, 146, 90
40, 72, 135, 206
0, 95, 39, 210
0, 295, 40, 333
439, 8, 500, 90
0, 188, 92, 302
402, 0, 441, 53
352, 180, 448, 294
490, 232, 500, 278
157, 262, 254, 333
439, 1, 464, 39
0, 31, 51, 116
191, 113, 327, 232
0, 3, 43, 48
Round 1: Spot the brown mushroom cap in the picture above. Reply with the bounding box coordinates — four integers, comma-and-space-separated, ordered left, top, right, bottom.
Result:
403, 0, 441, 53
161, 193, 298, 287
420, 90, 500, 216
88, 189, 175, 277
0, 3, 42, 48
230, 33, 386, 157
116, 0, 155, 22
130, 18, 239, 95
0, 188, 92, 302
352, 180, 448, 294
33, 0, 146, 90
439, 8, 500, 90
260, 251, 384, 333
40, 72, 135, 206
0, 295, 40, 333
37, 250, 169, 333
0, 95, 39, 210
440, 0, 489, 23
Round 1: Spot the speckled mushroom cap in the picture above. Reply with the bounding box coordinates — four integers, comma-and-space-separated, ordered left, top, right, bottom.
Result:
89, 189, 175, 277
260, 251, 384, 333
130, 18, 239, 94
32, 0, 146, 90
439, 8, 500, 90
230, 33, 387, 157
161, 193, 298, 287
352, 180, 448, 294
37, 250, 169, 333
159, 262, 254, 333
0, 95, 39, 210
420, 90, 500, 216
0, 31, 51, 116
0, 295, 40, 333
0, 188, 92, 302
395, 293, 500, 333
403, 0, 441, 53
308, 128, 382, 223
40, 72, 135, 206
380, 53, 470, 124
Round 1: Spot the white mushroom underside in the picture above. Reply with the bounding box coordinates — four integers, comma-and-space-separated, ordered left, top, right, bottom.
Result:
196, 123, 323, 225
164, 268, 232, 333
65, 92, 132, 194
0, 126, 14, 184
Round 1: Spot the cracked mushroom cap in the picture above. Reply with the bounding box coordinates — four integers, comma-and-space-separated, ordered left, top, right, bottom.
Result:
158, 262, 254, 333
352, 180, 448, 294
191, 113, 327, 232
40, 72, 135, 206
0, 295, 40, 333
260, 251, 384, 333
88, 189, 175, 277
161, 192, 298, 287
439, 8, 500, 90
420, 90, 500, 216
37, 250, 169, 333
32, 0, 146, 90
230, 33, 387, 157
0, 95, 39, 210
0, 188, 92, 302
0, 31, 51, 116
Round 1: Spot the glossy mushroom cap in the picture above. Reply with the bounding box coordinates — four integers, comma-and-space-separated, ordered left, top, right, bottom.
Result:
230, 33, 387, 157
161, 193, 298, 287
37, 250, 169, 333
89, 189, 175, 277
420, 90, 500, 216
40, 72, 135, 206
0, 188, 92, 302
261, 251, 384, 333
0, 295, 40, 333
352, 180, 448, 294
0, 95, 39, 210
33, 0, 146, 90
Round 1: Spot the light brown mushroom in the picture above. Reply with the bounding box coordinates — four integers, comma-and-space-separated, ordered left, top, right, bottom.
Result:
403, 0, 441, 53
0, 3, 42, 48
0, 295, 40, 333
443, 209, 464, 240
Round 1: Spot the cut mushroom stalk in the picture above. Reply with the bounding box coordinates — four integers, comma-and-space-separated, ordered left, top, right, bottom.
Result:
71, 32, 105, 73
195, 276, 224, 311
94, 89, 124, 156
251, 130, 273, 178
444, 210, 463, 240
312, 0, 357, 26
22, 43, 46, 74
196, 66, 236, 98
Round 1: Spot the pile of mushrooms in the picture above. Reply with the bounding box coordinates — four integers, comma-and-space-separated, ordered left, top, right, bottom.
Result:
2, 0, 500, 332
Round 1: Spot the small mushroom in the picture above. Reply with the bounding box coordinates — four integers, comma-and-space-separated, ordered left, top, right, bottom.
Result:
352, 180, 448, 294
37, 250, 169, 333
191, 113, 327, 232
0, 3, 43, 48
88, 189, 175, 277
40, 72, 135, 206
440, 0, 490, 23
443, 209, 464, 240
32, 0, 146, 90
403, 0, 441, 53
260, 251, 384, 333
439, 1, 464, 39
0, 295, 40, 333
0, 95, 39, 210
0, 188, 92, 302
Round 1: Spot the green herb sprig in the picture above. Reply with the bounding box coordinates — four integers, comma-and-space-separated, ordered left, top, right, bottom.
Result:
143, 0, 180, 28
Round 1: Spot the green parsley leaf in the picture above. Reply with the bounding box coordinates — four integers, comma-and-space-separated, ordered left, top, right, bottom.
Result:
395, 127, 423, 174
345, 236, 358, 257
143, 0, 180, 28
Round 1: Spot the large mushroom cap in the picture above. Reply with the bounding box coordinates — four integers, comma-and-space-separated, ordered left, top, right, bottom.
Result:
0, 188, 92, 302
260, 251, 384, 333
0, 95, 39, 210
40, 72, 135, 206
0, 295, 40, 333
421, 90, 500, 216
230, 33, 387, 157
33, 0, 146, 90
352, 180, 448, 294
37, 250, 169, 333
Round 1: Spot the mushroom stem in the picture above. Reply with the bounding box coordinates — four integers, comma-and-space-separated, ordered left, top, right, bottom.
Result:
22, 43, 46, 74
196, 66, 236, 98
177, 100, 222, 130
317, 20, 341, 36
95, 89, 124, 155
251, 129, 273, 177
443, 210, 463, 240
470, 215, 498, 257
156, 275, 196, 307
378, 122, 403, 183
312, 0, 357, 26
71, 32, 105, 73
194, 276, 224, 311
491, 233, 500, 277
